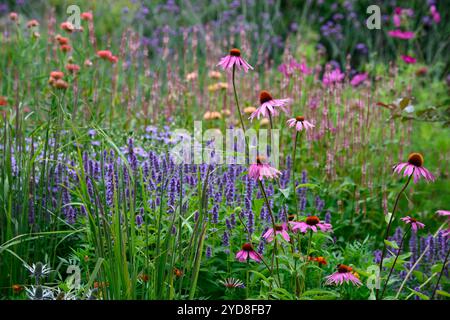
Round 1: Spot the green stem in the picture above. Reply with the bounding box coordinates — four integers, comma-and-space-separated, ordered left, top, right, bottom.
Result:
292, 131, 300, 215
232, 64, 246, 133
380, 225, 411, 299
431, 248, 449, 299
376, 170, 413, 300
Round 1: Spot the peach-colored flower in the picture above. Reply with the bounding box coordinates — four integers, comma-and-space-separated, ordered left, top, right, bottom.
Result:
27, 19, 39, 28
60, 21, 75, 32
81, 12, 93, 21
9, 12, 18, 21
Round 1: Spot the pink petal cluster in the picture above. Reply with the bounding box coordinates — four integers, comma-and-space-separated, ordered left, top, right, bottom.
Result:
249, 91, 291, 121
393, 162, 435, 183
248, 157, 282, 181
430, 5, 441, 24
400, 216, 425, 232
388, 30, 415, 40
262, 223, 290, 242
217, 48, 253, 73
322, 68, 344, 86
290, 216, 332, 234
235, 243, 261, 263
401, 55, 416, 64
350, 73, 368, 87
286, 117, 315, 131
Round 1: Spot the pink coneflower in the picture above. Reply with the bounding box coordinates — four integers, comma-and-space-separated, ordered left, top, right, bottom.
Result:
97, 50, 113, 59
248, 156, 282, 181
55, 35, 69, 45
325, 264, 362, 286
235, 243, 261, 263
436, 210, 450, 217
401, 216, 425, 232
60, 21, 74, 32
393, 153, 435, 183
217, 48, 253, 73
26, 19, 39, 28
290, 215, 332, 233
60, 44, 72, 53
50, 71, 64, 80
9, 12, 18, 21
66, 64, 80, 74
81, 12, 93, 21
350, 73, 368, 87
286, 116, 315, 131
322, 68, 344, 86
262, 223, 290, 243
249, 91, 291, 120
388, 30, 415, 40
401, 55, 416, 64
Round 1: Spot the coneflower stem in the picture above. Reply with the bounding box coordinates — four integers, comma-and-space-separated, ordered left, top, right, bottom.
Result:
380, 225, 411, 299
258, 180, 282, 287
232, 65, 246, 133
292, 131, 300, 215
431, 248, 449, 299
376, 171, 413, 300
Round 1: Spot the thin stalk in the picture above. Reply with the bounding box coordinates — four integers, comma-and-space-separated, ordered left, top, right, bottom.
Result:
232, 64, 246, 132
376, 171, 413, 299
431, 248, 449, 299
258, 180, 282, 287
380, 225, 411, 299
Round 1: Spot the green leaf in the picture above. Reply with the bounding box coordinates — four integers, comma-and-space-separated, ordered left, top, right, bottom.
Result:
295, 183, 318, 190
407, 288, 430, 300
385, 212, 392, 224
384, 239, 399, 249
436, 290, 450, 298
412, 271, 425, 283
279, 188, 290, 199
431, 263, 444, 274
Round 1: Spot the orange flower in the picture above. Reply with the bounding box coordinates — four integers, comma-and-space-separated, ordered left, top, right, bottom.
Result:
27, 19, 39, 28
138, 273, 149, 282
81, 12, 93, 21
173, 268, 183, 278
94, 281, 109, 289
12, 284, 23, 294
109, 55, 118, 64
0, 96, 7, 106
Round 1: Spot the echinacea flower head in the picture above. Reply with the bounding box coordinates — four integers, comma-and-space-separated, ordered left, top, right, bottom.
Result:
262, 223, 290, 242
290, 215, 332, 233
60, 21, 74, 32
97, 50, 113, 59
393, 153, 435, 183
248, 156, 282, 181
27, 19, 39, 28
66, 64, 80, 73
401, 216, 425, 232
249, 90, 291, 121
235, 243, 261, 263
9, 12, 18, 21
60, 44, 72, 53
220, 278, 245, 289
50, 71, 64, 80
55, 35, 69, 45
286, 116, 315, 131
217, 48, 253, 73
325, 264, 362, 286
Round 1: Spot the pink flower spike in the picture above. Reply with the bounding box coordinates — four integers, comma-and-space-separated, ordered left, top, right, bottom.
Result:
249, 90, 291, 121
401, 216, 425, 232
217, 48, 253, 73
262, 223, 290, 243
248, 156, 282, 181
286, 116, 315, 132
350, 73, 368, 87
401, 55, 416, 64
